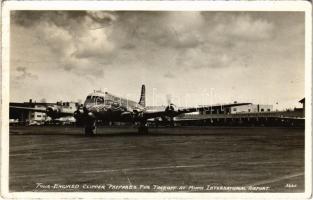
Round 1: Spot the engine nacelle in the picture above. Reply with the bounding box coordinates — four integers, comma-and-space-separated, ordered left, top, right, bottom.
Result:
46, 106, 60, 119
165, 103, 178, 116
74, 107, 85, 122
132, 110, 143, 120
121, 111, 134, 121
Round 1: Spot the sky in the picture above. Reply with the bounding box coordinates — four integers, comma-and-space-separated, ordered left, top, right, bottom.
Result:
10, 11, 305, 109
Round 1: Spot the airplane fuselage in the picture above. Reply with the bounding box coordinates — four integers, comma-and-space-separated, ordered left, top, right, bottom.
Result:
81, 90, 145, 122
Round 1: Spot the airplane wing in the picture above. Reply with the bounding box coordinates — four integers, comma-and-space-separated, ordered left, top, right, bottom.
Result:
142, 103, 252, 120
142, 110, 169, 119
142, 107, 199, 119
10, 106, 47, 112
10, 106, 74, 118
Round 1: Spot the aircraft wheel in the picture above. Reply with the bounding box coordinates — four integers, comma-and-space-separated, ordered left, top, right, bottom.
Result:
85, 121, 96, 136
85, 127, 94, 136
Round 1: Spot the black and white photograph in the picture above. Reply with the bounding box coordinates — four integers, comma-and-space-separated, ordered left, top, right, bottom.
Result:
1, 1, 312, 199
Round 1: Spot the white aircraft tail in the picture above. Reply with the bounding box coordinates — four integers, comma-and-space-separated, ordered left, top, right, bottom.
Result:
138, 84, 146, 107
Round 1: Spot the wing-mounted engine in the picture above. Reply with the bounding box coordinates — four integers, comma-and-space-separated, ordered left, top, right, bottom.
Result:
74, 105, 97, 135
165, 103, 179, 116
133, 109, 144, 120
164, 95, 180, 126
164, 94, 181, 116
46, 106, 62, 119
121, 111, 134, 121
73, 106, 85, 125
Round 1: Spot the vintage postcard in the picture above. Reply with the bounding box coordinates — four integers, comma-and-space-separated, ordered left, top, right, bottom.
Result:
1, 1, 312, 199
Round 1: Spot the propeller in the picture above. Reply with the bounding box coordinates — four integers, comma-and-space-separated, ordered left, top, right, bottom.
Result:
164, 94, 177, 127
73, 105, 85, 126
46, 106, 60, 119
165, 94, 178, 113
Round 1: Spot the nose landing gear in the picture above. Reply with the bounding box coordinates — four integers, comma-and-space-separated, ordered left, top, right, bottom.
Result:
138, 121, 148, 134
85, 120, 96, 136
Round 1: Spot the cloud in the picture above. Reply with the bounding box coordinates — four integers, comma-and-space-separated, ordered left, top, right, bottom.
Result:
109, 12, 204, 52
10, 11, 304, 109
213, 14, 274, 41
10, 11, 276, 77
106, 12, 276, 71
71, 28, 114, 59
156, 12, 205, 49
164, 71, 175, 79
177, 45, 239, 70
11, 11, 118, 77
15, 66, 38, 80
87, 11, 117, 25
11, 11, 115, 30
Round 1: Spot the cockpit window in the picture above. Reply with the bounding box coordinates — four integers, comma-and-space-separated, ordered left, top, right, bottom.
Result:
85, 95, 104, 104
95, 96, 104, 104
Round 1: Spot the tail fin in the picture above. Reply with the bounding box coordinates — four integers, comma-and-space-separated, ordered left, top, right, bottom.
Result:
138, 84, 146, 107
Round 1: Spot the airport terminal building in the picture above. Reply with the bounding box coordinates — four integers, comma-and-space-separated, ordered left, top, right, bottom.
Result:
198, 103, 273, 115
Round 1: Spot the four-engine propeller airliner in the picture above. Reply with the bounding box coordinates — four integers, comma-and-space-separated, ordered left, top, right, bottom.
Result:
76, 85, 210, 135
10, 85, 206, 136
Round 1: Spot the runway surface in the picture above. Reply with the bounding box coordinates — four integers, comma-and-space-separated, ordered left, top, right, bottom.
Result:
9, 126, 304, 192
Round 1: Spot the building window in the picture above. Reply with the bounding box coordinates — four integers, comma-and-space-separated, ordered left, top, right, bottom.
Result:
260, 109, 264, 112
267, 109, 271, 112
248, 109, 251, 112
233, 108, 237, 111
37, 115, 41, 117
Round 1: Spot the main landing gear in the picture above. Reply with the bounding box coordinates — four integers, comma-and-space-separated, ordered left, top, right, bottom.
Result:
85, 120, 96, 136
138, 121, 149, 134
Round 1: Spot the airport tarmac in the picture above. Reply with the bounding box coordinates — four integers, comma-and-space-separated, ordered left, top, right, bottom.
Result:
9, 126, 304, 192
